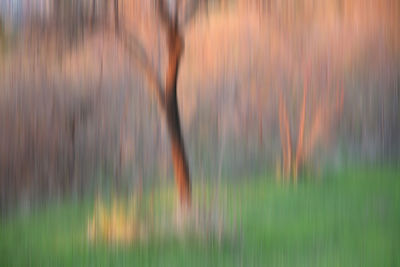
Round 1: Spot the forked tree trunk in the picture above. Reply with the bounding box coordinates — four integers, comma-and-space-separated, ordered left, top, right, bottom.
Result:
115, 0, 192, 208
165, 29, 191, 208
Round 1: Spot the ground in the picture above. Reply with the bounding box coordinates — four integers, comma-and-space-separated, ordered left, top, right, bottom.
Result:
0, 166, 399, 266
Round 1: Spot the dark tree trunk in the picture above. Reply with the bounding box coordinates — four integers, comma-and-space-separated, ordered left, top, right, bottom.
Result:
115, 0, 192, 208
165, 29, 191, 208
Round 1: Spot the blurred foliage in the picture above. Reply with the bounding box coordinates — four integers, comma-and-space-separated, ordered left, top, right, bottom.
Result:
0, 0, 399, 210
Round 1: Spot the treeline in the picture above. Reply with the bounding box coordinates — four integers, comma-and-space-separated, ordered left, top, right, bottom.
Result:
0, 0, 399, 212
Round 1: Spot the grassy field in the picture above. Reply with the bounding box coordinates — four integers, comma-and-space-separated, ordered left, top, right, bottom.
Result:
1, 166, 399, 266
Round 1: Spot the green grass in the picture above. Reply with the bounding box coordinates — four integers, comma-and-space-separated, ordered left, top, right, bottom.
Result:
1, 166, 399, 266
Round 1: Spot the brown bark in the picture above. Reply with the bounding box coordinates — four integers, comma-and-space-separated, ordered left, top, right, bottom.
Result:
279, 91, 292, 178
116, 0, 192, 208
166, 100, 191, 208
278, 68, 344, 181
159, 0, 192, 208
165, 29, 191, 208
294, 77, 308, 180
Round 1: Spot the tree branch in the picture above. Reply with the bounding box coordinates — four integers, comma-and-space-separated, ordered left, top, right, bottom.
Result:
295, 71, 308, 172
116, 27, 166, 110
182, 0, 207, 30
157, 0, 173, 31
279, 91, 292, 176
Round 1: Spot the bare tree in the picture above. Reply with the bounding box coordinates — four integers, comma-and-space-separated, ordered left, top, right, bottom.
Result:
278, 65, 344, 181
113, 0, 210, 209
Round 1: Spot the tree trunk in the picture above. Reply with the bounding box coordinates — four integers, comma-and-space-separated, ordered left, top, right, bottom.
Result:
165, 30, 191, 208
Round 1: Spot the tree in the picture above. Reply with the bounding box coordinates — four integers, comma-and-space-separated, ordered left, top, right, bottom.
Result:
278, 64, 344, 181
113, 0, 210, 209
